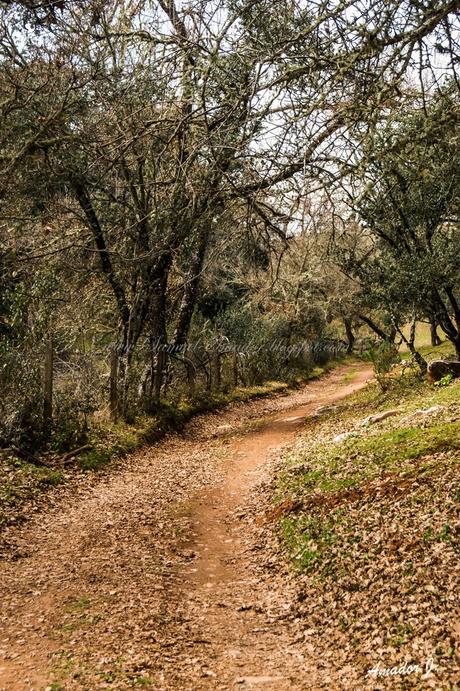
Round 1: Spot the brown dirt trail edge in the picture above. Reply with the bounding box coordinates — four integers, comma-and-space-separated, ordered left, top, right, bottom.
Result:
0, 364, 371, 690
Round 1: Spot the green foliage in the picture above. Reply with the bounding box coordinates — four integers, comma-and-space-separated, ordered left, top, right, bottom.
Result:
68, 596, 92, 612
78, 449, 112, 472
134, 677, 153, 687
37, 470, 65, 487
351, 422, 460, 468
346, 86, 460, 353
434, 373, 453, 387
366, 342, 399, 391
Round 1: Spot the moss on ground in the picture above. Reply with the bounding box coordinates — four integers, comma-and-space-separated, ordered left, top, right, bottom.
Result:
275, 369, 460, 581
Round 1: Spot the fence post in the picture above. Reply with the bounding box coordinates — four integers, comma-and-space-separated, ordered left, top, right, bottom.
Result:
232, 351, 238, 387
153, 349, 166, 404
43, 333, 53, 436
110, 345, 119, 421
212, 351, 221, 391
186, 360, 196, 397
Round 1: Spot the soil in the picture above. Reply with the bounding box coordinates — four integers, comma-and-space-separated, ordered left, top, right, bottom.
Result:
0, 364, 371, 690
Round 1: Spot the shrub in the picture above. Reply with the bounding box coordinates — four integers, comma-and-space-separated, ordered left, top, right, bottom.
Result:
367, 342, 400, 391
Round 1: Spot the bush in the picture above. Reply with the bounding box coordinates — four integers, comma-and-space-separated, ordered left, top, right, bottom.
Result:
367, 342, 400, 391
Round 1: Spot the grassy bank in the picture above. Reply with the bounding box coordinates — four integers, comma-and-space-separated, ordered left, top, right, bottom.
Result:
0, 362, 338, 532
271, 362, 460, 687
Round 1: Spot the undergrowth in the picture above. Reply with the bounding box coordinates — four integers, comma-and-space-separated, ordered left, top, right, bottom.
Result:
0, 361, 338, 529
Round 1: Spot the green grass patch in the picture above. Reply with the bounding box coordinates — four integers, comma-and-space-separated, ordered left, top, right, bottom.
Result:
276, 367, 460, 578
78, 448, 112, 471
37, 469, 65, 487
336, 366, 460, 421
134, 677, 154, 687
68, 595, 92, 612
347, 420, 460, 471
279, 419, 460, 499
341, 368, 358, 383
398, 321, 456, 358
280, 513, 340, 573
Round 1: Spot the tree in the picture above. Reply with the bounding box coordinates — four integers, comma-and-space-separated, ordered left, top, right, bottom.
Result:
341, 86, 460, 358
0, 0, 459, 439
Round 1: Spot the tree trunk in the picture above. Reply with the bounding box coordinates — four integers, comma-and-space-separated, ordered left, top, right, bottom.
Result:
147, 264, 170, 410
430, 320, 441, 346
117, 352, 131, 419
186, 359, 196, 398
411, 347, 428, 373
172, 225, 208, 350
359, 314, 395, 342
205, 354, 212, 391
153, 349, 166, 405
343, 317, 355, 354
454, 335, 460, 359
430, 288, 459, 346
395, 318, 427, 374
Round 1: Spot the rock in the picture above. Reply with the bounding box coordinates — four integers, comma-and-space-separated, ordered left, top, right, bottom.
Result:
413, 405, 444, 416
401, 405, 445, 426
427, 359, 460, 382
212, 423, 233, 437
333, 431, 355, 443
361, 410, 399, 426
314, 404, 337, 416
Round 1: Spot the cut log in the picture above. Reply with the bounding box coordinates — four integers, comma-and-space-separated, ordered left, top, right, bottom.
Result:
361, 409, 399, 426
427, 360, 460, 383
314, 404, 337, 416
60, 444, 92, 464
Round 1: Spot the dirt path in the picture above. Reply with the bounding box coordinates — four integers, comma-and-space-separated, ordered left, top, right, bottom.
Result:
0, 364, 371, 691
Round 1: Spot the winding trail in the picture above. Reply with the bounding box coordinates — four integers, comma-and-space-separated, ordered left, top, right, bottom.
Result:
0, 364, 371, 690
